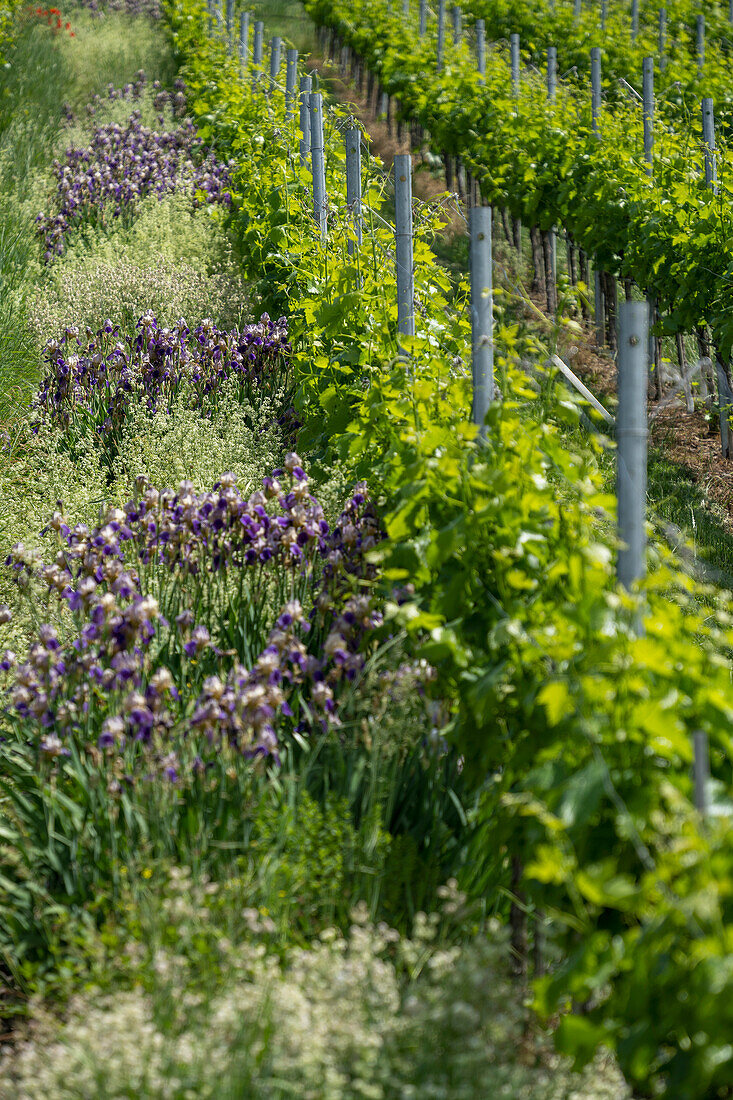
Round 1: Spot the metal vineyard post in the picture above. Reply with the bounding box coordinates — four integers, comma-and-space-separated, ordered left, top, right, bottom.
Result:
310, 92, 327, 240
697, 15, 705, 76
345, 122, 362, 254
591, 47, 601, 135
547, 46, 557, 101
395, 154, 415, 337
476, 19, 485, 79
547, 47, 557, 276
299, 75, 312, 166
469, 206, 494, 436
252, 21, 264, 91
510, 33, 520, 96
642, 56, 653, 175
285, 49, 298, 116
616, 300, 649, 590
239, 11, 250, 69
594, 269, 604, 344
436, 0, 445, 72
451, 4, 461, 46
270, 37, 282, 92
702, 97, 716, 191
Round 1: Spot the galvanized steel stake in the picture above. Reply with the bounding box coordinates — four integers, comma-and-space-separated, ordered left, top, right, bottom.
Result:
436, 0, 445, 72
395, 154, 415, 338
451, 4, 461, 45
285, 49, 298, 116
616, 300, 649, 590
591, 47, 601, 135
419, 0, 427, 36
631, 0, 638, 42
547, 48, 557, 276
299, 75, 312, 166
476, 19, 486, 80
642, 56, 653, 175
345, 123, 362, 254
310, 92, 327, 241
226, 0, 233, 44
239, 11, 250, 68
510, 33, 520, 96
469, 206, 494, 435
547, 46, 557, 101
658, 8, 667, 71
702, 98, 717, 192
697, 14, 705, 76
701, 97, 729, 457
270, 37, 282, 92
252, 21, 264, 90
506, 36, 522, 271
594, 267, 604, 344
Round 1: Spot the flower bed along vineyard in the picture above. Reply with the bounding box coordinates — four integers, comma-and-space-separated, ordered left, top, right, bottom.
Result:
37, 81, 232, 260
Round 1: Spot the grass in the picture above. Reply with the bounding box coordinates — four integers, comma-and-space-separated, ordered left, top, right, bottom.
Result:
0, 22, 69, 414
646, 440, 733, 579
62, 9, 178, 105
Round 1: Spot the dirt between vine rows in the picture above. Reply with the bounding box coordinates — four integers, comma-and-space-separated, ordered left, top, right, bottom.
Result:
310, 51, 733, 530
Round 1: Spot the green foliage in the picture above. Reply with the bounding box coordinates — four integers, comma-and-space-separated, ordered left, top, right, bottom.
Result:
302, 0, 733, 360
167, 4, 733, 1095
1, 0, 732, 1094
0, 21, 69, 412
248, 789, 392, 931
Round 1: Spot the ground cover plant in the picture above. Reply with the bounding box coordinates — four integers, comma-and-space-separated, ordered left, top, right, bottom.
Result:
0, 1, 732, 1098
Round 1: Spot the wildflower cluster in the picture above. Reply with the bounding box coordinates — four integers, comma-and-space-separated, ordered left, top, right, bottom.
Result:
36, 104, 231, 260
32, 312, 289, 461
2, 463, 385, 783
0, 905, 631, 1100
30, 6, 75, 35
